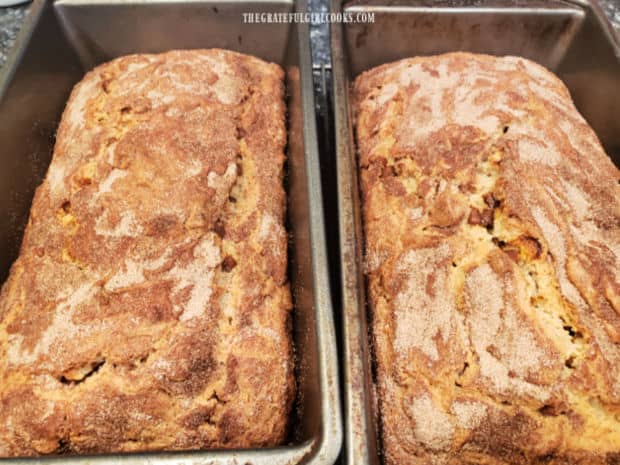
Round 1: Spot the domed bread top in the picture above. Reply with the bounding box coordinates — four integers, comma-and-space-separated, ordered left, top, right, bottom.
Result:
354, 52, 620, 465
0, 49, 293, 456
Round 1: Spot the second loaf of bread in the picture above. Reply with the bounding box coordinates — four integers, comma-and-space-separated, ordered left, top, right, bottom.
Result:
354, 52, 620, 464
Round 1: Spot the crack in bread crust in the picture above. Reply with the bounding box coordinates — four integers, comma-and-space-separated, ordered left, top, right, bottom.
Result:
0, 49, 293, 456
354, 52, 620, 465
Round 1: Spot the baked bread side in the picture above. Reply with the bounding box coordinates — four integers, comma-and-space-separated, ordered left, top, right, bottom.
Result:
354, 52, 620, 465
0, 49, 293, 456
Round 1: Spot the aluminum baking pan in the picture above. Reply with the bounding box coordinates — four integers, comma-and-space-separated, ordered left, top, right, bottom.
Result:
0, 0, 343, 463
330, 1, 620, 464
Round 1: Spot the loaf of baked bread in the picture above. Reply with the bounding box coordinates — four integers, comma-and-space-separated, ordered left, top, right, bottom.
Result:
0, 49, 293, 456
353, 53, 620, 464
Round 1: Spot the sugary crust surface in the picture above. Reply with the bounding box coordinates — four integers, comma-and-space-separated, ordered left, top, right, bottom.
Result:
353, 53, 620, 465
0, 49, 293, 456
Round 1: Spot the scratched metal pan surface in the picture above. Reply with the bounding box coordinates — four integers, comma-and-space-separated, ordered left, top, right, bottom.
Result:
0, 0, 342, 463
330, 1, 620, 464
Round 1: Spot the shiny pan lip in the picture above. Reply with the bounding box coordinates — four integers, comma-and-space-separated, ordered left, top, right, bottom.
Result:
330, 1, 620, 464
0, 0, 30, 7
0, 0, 342, 463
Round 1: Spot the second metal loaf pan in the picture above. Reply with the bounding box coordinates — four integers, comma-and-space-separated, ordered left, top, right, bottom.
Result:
331, 1, 620, 464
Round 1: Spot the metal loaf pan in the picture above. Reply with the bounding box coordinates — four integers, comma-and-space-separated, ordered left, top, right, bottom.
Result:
0, 0, 342, 463
330, 1, 620, 464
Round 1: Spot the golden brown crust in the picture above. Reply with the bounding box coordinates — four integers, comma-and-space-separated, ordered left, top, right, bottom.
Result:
353, 53, 620, 465
0, 49, 293, 456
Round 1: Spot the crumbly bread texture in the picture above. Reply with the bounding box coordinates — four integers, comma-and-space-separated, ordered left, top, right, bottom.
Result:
0, 49, 293, 456
353, 53, 620, 465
